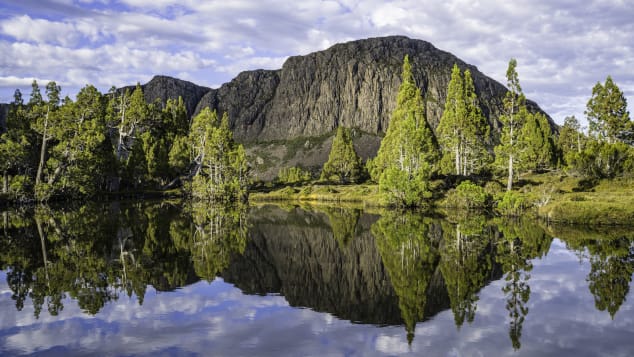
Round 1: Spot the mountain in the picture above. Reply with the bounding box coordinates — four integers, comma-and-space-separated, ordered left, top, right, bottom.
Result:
195, 36, 552, 142
120, 75, 210, 116
1, 36, 553, 180
122, 36, 553, 179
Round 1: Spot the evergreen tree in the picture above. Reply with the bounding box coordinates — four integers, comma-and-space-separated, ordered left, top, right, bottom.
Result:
518, 112, 556, 172
438, 64, 466, 175
558, 116, 584, 161
320, 126, 363, 183
494, 59, 529, 191
438, 65, 491, 176
370, 55, 437, 207
586, 76, 631, 144
189, 108, 248, 201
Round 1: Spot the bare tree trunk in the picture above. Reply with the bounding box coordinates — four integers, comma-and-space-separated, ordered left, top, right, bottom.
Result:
2, 170, 7, 194
507, 154, 514, 191
36, 108, 49, 186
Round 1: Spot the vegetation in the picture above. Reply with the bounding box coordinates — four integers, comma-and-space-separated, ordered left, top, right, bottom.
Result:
0, 81, 246, 203
277, 166, 312, 184
437, 64, 491, 176
368, 55, 438, 207
320, 126, 363, 183
1, 57, 633, 226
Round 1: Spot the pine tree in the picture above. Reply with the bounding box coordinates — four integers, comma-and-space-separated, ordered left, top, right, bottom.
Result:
370, 55, 437, 207
438, 64, 466, 175
494, 59, 528, 191
437, 65, 491, 176
189, 108, 248, 201
586, 76, 631, 144
320, 126, 363, 183
518, 112, 556, 172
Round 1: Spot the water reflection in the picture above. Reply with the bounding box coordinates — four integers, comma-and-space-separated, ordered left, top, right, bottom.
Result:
1, 202, 634, 354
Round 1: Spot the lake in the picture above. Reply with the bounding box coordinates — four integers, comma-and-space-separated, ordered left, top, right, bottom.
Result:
1, 201, 633, 356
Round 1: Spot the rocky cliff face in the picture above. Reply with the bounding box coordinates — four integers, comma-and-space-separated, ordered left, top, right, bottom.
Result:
121, 75, 210, 116
193, 36, 551, 142
113, 36, 553, 179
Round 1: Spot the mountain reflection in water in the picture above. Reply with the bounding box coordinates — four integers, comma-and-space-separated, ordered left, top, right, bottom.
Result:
1, 201, 633, 356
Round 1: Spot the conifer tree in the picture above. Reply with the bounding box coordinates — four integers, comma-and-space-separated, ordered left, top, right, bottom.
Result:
189, 108, 248, 201
438, 65, 491, 176
370, 55, 437, 207
558, 116, 583, 157
321, 126, 363, 183
494, 59, 528, 191
586, 76, 631, 144
518, 112, 556, 172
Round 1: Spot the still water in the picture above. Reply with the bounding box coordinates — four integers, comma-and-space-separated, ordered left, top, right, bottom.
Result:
0, 201, 633, 356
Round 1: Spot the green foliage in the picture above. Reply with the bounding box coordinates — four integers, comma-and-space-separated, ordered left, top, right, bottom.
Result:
496, 191, 529, 216
278, 166, 311, 184
495, 59, 529, 191
372, 211, 438, 344
518, 112, 556, 172
445, 180, 490, 209
189, 109, 248, 202
320, 127, 363, 183
586, 76, 631, 144
437, 64, 491, 176
371, 55, 438, 207
439, 216, 493, 328
567, 140, 634, 179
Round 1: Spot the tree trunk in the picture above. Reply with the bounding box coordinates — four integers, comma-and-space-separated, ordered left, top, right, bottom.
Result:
2, 170, 7, 194
507, 154, 514, 191
455, 145, 460, 175
36, 108, 49, 186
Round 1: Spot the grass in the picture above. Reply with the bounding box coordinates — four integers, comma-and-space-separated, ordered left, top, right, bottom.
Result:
250, 183, 386, 207
510, 172, 634, 225
537, 178, 634, 225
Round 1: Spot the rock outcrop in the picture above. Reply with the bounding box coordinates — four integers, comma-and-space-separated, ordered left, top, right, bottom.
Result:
121, 75, 210, 116
193, 36, 551, 142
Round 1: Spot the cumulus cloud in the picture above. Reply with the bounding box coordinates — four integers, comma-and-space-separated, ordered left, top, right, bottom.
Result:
0, 0, 632, 125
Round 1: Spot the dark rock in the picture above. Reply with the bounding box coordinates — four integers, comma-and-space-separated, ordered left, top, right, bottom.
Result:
121, 75, 210, 116
194, 35, 553, 143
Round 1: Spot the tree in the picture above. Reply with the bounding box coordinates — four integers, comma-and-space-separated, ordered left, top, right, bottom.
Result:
558, 116, 585, 162
370, 55, 438, 207
438, 65, 491, 176
31, 81, 61, 196
518, 112, 556, 172
372, 211, 438, 344
321, 126, 363, 183
586, 76, 631, 144
494, 59, 529, 191
189, 108, 248, 201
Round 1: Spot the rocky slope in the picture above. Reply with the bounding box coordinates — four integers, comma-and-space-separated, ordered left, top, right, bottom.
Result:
123, 36, 553, 179
195, 36, 551, 142
120, 75, 210, 116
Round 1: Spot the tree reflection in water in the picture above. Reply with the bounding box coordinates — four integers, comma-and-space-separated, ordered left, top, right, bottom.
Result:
1, 202, 633, 352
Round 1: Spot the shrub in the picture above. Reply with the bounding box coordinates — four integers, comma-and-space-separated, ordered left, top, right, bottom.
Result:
446, 180, 490, 209
496, 191, 529, 216
277, 166, 311, 184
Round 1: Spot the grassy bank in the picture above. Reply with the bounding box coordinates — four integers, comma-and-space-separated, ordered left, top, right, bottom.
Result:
250, 183, 386, 207
537, 178, 634, 225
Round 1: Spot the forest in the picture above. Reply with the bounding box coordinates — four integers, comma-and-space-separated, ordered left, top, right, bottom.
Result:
0, 56, 632, 216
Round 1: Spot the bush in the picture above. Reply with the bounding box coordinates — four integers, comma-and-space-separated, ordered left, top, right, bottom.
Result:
277, 166, 311, 184
496, 191, 529, 216
445, 180, 490, 209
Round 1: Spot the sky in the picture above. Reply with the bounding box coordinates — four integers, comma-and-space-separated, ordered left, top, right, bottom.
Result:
0, 0, 632, 126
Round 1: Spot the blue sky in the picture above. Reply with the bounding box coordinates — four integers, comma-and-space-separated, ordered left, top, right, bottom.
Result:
0, 0, 632, 125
